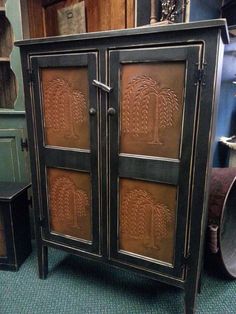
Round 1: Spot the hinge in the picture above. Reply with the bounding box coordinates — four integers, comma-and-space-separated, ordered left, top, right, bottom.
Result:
27, 68, 33, 84
181, 253, 191, 269
195, 62, 207, 86
39, 217, 45, 227
28, 196, 33, 208
20, 138, 28, 152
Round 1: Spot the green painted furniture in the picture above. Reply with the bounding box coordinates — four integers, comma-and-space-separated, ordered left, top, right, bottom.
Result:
0, 0, 30, 183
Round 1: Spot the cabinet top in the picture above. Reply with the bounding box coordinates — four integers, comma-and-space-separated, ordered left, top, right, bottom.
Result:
0, 182, 31, 201
15, 19, 229, 47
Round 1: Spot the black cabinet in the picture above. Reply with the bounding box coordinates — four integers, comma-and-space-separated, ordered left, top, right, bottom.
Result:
16, 19, 228, 313
0, 182, 31, 271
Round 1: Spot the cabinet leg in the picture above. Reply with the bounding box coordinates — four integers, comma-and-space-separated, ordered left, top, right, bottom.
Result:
184, 283, 198, 314
37, 245, 48, 279
184, 293, 195, 314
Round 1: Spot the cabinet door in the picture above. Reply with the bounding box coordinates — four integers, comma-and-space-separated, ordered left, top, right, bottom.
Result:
31, 53, 100, 254
0, 129, 29, 182
108, 45, 202, 278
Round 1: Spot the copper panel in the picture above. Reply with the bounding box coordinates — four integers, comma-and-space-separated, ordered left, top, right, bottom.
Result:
41, 67, 90, 149
119, 178, 177, 264
120, 62, 185, 158
47, 168, 92, 241
0, 210, 6, 256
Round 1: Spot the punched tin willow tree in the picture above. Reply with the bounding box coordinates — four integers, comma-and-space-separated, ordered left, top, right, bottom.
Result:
121, 188, 172, 249
50, 176, 89, 228
122, 75, 179, 145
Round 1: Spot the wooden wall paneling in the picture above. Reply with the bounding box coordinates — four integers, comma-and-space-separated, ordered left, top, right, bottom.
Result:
86, 0, 99, 32
83, 0, 133, 31
44, 1, 66, 36
110, 0, 126, 30
27, 0, 134, 36
126, 0, 135, 28
95, 0, 111, 32
27, 0, 45, 38
86, 0, 111, 32
86, 0, 128, 32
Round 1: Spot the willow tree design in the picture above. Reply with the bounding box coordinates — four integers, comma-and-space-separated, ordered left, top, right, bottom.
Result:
120, 189, 172, 249
122, 75, 179, 144
44, 78, 87, 139
50, 176, 89, 228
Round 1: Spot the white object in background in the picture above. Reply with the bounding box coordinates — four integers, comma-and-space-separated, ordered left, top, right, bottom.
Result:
57, 1, 86, 36
220, 135, 236, 166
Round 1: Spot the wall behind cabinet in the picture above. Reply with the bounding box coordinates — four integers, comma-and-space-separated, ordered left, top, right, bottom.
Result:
188, 0, 222, 21
213, 39, 236, 166
26, 0, 135, 38
0, 0, 30, 183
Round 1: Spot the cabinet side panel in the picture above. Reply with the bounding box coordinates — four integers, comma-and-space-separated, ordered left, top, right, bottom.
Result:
26, 0, 45, 38
0, 209, 6, 257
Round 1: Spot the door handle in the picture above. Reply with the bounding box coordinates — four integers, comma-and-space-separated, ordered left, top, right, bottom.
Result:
107, 108, 116, 116
92, 80, 113, 93
89, 108, 96, 115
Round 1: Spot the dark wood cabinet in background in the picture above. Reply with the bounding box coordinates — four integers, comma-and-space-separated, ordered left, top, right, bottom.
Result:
0, 182, 31, 271
16, 19, 228, 313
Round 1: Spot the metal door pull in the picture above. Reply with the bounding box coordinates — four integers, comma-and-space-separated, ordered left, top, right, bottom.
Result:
107, 108, 116, 116
89, 108, 96, 115
92, 80, 113, 93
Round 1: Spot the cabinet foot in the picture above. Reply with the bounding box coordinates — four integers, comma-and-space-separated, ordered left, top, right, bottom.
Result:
184, 289, 196, 314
